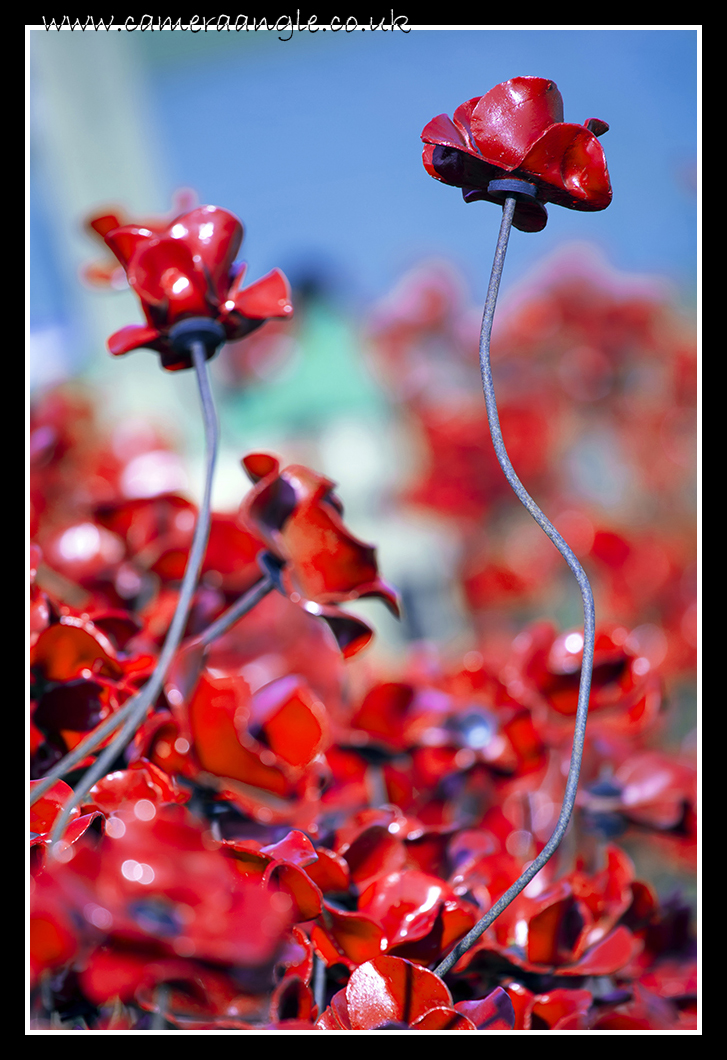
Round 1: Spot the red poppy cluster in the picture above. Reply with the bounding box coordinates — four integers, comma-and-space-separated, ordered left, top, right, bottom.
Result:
30, 108, 696, 1028
29, 344, 697, 1030
366, 250, 697, 682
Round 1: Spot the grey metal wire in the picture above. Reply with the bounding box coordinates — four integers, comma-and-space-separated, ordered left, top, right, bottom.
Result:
313, 953, 327, 1016
45, 340, 220, 850
198, 573, 274, 647
433, 195, 595, 978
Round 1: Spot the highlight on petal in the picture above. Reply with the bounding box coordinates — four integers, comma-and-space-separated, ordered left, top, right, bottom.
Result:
345, 955, 453, 1029
101, 205, 292, 370
421, 76, 611, 225
229, 267, 293, 320
171, 204, 243, 300
130, 237, 210, 320
469, 76, 564, 169
104, 225, 156, 270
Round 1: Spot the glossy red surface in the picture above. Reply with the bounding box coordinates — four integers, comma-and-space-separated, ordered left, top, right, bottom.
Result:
103, 205, 293, 370
422, 76, 611, 231
239, 452, 399, 657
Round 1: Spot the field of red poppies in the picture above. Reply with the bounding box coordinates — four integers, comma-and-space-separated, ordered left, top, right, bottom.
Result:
29, 77, 697, 1032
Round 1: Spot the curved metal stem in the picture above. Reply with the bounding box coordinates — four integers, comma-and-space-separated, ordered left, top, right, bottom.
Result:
46, 341, 219, 849
198, 573, 274, 647
30, 688, 142, 805
434, 196, 595, 977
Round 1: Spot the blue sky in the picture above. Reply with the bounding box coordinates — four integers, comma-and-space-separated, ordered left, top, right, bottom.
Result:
149, 27, 698, 305
30, 26, 698, 349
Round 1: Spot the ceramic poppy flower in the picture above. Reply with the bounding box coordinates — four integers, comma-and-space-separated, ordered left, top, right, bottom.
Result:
103, 205, 293, 371
222, 829, 324, 924
454, 844, 639, 979
422, 76, 611, 232
82, 188, 198, 289
153, 652, 331, 824
30, 613, 155, 776
30, 778, 105, 872
240, 453, 399, 612
508, 622, 663, 741
42, 803, 294, 970
505, 981, 593, 1030
358, 868, 479, 966
238, 453, 399, 657
316, 954, 514, 1029
578, 750, 697, 845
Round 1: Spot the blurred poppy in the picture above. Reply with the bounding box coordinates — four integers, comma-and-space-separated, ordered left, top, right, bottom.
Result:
506, 622, 663, 741
30, 613, 154, 776
140, 646, 330, 826
41, 803, 293, 970
30, 778, 105, 872
455, 844, 640, 979
422, 76, 611, 232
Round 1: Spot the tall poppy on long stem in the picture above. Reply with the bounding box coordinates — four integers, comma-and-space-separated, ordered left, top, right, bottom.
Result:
33, 208, 293, 852
422, 77, 611, 975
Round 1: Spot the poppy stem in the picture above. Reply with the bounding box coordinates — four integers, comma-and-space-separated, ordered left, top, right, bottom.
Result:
198, 573, 275, 647
313, 953, 327, 1015
44, 339, 221, 849
433, 193, 595, 978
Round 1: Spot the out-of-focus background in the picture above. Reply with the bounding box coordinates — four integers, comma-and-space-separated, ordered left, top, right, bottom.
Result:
28, 26, 698, 661
28, 25, 698, 912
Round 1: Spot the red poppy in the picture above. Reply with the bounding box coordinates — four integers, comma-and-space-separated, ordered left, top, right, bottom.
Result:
316, 954, 513, 1029
238, 453, 399, 657
103, 205, 293, 371
505, 980, 593, 1030
222, 829, 323, 924
137, 643, 330, 827
578, 750, 697, 864
358, 868, 478, 965
454, 844, 640, 979
41, 803, 294, 969
30, 613, 155, 776
82, 189, 198, 289
404, 398, 554, 523
83, 757, 189, 815
422, 76, 611, 232
30, 778, 105, 873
